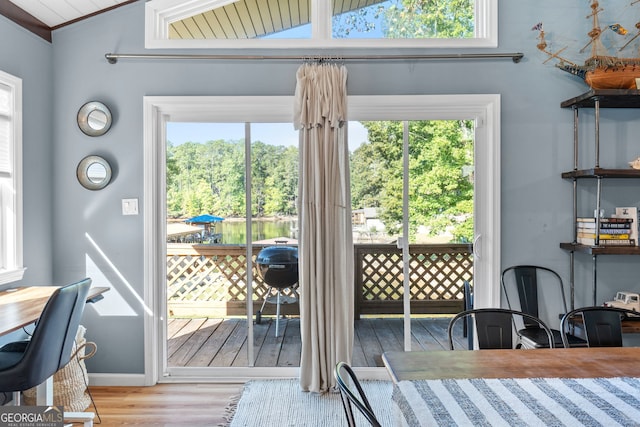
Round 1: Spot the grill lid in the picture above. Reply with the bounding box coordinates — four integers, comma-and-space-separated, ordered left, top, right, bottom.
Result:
256, 246, 298, 265
256, 246, 299, 288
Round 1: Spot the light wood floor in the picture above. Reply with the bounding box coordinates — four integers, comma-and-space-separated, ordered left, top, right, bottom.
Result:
78, 318, 463, 425
82, 383, 243, 426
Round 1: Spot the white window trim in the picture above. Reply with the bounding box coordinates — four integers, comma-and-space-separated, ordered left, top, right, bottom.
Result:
145, 0, 498, 49
0, 70, 24, 286
143, 94, 500, 384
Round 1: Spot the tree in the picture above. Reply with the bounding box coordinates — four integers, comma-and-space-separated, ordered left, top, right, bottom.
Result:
263, 146, 298, 216
351, 120, 474, 242
384, 0, 474, 39
332, 0, 474, 39
350, 142, 385, 209
166, 138, 298, 219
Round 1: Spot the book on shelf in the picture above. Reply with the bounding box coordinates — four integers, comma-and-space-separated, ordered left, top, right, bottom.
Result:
576, 232, 631, 239
612, 207, 639, 247
576, 217, 633, 224
576, 221, 631, 229
576, 228, 630, 235
576, 237, 636, 246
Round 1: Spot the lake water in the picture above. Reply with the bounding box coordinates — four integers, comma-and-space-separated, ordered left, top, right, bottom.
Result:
217, 219, 297, 244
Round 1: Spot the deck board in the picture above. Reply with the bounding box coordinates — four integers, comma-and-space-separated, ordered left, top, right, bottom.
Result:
213, 319, 249, 367
168, 315, 465, 368
170, 318, 219, 366
167, 318, 207, 362
351, 326, 367, 366
411, 318, 450, 351
355, 318, 385, 366
278, 317, 301, 367
186, 318, 229, 366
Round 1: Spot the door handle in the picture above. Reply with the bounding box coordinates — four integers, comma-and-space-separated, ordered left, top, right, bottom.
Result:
473, 234, 481, 260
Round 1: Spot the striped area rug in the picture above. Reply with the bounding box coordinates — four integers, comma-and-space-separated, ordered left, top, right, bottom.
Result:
394, 377, 640, 427
227, 379, 394, 426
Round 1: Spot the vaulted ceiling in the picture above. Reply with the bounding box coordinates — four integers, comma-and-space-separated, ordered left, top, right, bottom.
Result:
0, 0, 385, 42
169, 0, 384, 40
0, 0, 136, 42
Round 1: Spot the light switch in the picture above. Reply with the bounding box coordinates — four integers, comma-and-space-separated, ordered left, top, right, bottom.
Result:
122, 198, 139, 215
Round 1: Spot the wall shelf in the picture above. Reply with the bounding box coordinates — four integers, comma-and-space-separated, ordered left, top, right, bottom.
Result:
561, 169, 640, 179
559, 89, 640, 309
560, 243, 640, 256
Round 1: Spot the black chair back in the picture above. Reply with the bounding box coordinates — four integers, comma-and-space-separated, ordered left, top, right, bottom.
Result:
0, 278, 91, 392
448, 308, 554, 350
462, 280, 474, 349
502, 265, 567, 328
474, 310, 513, 348
512, 266, 540, 325
560, 306, 635, 348
335, 362, 381, 427
500, 265, 583, 348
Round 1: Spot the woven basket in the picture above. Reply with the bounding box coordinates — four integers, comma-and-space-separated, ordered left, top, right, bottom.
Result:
24, 325, 96, 412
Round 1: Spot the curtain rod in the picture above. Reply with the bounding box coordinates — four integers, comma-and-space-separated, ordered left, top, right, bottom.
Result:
104, 52, 524, 64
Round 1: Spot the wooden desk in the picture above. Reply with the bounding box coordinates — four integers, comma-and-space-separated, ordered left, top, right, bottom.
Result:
0, 286, 109, 337
382, 347, 640, 383
0, 286, 109, 425
0, 285, 109, 409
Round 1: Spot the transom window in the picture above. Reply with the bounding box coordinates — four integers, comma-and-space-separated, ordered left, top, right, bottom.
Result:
146, 0, 497, 49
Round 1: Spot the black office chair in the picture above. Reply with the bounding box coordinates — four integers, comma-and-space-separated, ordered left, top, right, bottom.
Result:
448, 308, 554, 350
335, 362, 381, 427
560, 306, 637, 348
501, 265, 586, 348
0, 278, 91, 405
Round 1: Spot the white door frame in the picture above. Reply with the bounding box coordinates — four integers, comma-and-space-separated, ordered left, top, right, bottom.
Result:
142, 94, 500, 384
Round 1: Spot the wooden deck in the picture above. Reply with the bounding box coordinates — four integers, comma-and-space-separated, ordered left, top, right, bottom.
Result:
167, 316, 468, 368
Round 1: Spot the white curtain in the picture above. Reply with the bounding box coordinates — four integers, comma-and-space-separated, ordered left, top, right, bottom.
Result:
294, 62, 354, 393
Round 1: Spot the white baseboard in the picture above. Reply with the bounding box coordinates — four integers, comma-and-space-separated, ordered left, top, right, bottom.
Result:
88, 373, 147, 386
87, 369, 388, 386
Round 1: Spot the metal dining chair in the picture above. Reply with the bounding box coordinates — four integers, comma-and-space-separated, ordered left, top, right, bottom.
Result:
0, 279, 91, 406
501, 265, 586, 348
462, 280, 474, 349
560, 306, 638, 348
335, 362, 381, 427
448, 307, 554, 350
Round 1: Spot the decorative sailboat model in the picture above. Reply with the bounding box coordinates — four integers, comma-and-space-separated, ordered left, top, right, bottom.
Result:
535, 0, 640, 89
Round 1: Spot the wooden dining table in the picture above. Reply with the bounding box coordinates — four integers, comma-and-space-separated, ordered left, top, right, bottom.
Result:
382, 347, 640, 382
0, 285, 109, 405
383, 348, 640, 426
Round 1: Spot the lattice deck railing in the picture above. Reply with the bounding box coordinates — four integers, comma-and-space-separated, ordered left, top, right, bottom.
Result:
166, 243, 473, 317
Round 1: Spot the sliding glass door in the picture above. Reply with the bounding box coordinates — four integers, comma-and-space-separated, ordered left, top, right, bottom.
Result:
349, 118, 475, 360
145, 95, 499, 381
164, 119, 300, 371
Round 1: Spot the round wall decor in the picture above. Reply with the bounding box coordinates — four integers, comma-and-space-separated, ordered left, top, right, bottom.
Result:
77, 101, 112, 136
77, 155, 112, 190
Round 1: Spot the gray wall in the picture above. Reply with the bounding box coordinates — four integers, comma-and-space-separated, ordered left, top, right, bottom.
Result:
3, 1, 640, 374
0, 17, 53, 289
0, 13, 53, 349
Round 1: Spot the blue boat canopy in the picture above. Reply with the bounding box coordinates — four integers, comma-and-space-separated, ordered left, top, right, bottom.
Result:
185, 214, 224, 224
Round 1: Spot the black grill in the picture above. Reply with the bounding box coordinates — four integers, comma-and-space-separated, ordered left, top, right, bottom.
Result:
255, 246, 299, 289
255, 245, 299, 337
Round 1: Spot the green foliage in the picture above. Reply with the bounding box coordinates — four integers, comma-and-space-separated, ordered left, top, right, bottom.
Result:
167, 119, 475, 243
167, 139, 297, 219
332, 0, 474, 39
350, 142, 385, 208
350, 120, 474, 242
